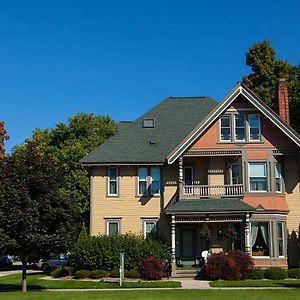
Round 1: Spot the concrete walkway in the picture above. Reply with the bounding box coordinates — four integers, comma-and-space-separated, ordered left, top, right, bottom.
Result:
177, 278, 211, 289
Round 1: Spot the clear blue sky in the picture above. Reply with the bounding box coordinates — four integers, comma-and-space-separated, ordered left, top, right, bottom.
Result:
1, 0, 300, 152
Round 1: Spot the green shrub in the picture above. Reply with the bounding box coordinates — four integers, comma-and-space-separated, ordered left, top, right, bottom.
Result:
73, 269, 91, 279
265, 267, 288, 280
288, 268, 300, 279
126, 269, 140, 278
248, 268, 265, 279
70, 233, 171, 271
90, 269, 109, 279
50, 267, 68, 278
109, 268, 120, 278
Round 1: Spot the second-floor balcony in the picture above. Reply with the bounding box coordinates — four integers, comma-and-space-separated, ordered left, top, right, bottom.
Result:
182, 183, 244, 198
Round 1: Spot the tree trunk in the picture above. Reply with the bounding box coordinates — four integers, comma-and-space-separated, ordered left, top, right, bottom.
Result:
21, 255, 27, 292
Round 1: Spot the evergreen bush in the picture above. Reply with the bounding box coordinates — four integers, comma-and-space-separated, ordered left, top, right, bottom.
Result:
126, 269, 140, 278
73, 269, 91, 279
265, 267, 288, 280
90, 269, 109, 279
50, 267, 68, 278
109, 268, 120, 278
248, 268, 265, 279
288, 268, 300, 279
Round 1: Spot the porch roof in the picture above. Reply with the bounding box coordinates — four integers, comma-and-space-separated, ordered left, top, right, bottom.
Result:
165, 198, 255, 214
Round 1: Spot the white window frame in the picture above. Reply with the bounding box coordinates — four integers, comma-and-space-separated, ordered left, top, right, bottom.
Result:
248, 114, 261, 141
220, 115, 231, 141
234, 114, 246, 142
108, 167, 118, 196
106, 220, 120, 235
275, 162, 282, 193
150, 167, 160, 195
248, 162, 268, 192
277, 221, 285, 257
137, 167, 161, 196
143, 220, 157, 238
138, 167, 148, 196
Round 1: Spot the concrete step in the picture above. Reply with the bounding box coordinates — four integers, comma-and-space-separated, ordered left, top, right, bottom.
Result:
173, 268, 200, 278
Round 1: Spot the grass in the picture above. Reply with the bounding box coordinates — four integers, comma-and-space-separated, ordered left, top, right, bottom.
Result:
0, 273, 181, 291
1, 290, 300, 300
209, 279, 300, 288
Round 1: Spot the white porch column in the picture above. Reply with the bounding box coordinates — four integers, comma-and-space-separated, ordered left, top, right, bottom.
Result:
178, 156, 183, 197
171, 214, 176, 276
245, 213, 251, 255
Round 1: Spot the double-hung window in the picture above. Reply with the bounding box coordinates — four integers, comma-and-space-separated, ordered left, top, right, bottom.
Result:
220, 115, 231, 141
143, 220, 157, 238
138, 167, 161, 196
248, 162, 267, 192
138, 167, 148, 195
234, 115, 245, 141
275, 162, 282, 192
108, 167, 118, 196
106, 220, 120, 235
277, 222, 285, 256
249, 114, 261, 141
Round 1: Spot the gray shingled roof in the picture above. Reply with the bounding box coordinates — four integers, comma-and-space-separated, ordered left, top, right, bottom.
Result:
165, 198, 255, 213
81, 96, 217, 164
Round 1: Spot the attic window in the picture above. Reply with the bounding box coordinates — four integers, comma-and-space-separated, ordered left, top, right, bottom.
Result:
143, 118, 155, 128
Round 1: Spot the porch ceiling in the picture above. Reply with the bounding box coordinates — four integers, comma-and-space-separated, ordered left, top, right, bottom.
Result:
165, 198, 255, 214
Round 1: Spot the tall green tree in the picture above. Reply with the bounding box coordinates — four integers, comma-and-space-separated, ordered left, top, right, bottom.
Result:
15, 113, 117, 215
0, 121, 9, 160
243, 40, 300, 132
0, 142, 80, 292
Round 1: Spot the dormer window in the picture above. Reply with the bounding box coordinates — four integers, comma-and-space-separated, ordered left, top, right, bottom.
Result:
143, 118, 155, 128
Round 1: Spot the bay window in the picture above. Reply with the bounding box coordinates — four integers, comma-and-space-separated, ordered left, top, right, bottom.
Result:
251, 222, 270, 256
275, 163, 282, 192
248, 162, 267, 192
277, 222, 284, 257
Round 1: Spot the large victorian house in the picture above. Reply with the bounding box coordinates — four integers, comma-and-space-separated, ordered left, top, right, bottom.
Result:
81, 80, 300, 275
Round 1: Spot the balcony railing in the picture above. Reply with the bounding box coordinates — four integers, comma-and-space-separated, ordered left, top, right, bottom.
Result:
182, 184, 244, 198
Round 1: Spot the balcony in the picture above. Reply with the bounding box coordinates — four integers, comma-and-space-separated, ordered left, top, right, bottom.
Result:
182, 184, 244, 198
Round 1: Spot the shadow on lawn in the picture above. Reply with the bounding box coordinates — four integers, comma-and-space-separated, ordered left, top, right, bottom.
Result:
278, 282, 300, 288
0, 284, 45, 292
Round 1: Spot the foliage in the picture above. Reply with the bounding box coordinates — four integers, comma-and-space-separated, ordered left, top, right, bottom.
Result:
204, 253, 239, 280
138, 256, 165, 280
0, 142, 81, 291
70, 233, 170, 271
50, 268, 68, 278
90, 269, 109, 279
264, 267, 288, 280
0, 121, 9, 160
288, 268, 300, 279
204, 250, 253, 280
243, 40, 300, 132
226, 250, 254, 279
199, 223, 212, 240
126, 269, 140, 278
74, 270, 91, 279
248, 268, 265, 279
14, 113, 117, 214
109, 269, 120, 278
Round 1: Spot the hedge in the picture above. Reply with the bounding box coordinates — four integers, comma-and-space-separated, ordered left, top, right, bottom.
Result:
70, 233, 171, 271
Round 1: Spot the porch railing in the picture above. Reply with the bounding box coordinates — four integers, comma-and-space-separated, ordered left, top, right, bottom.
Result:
182, 184, 244, 198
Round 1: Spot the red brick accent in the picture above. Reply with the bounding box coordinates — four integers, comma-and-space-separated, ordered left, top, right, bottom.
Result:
276, 79, 290, 124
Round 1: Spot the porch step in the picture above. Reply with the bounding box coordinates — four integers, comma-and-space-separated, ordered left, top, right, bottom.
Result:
173, 268, 201, 278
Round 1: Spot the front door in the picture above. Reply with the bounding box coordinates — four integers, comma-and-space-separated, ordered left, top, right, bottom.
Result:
182, 230, 194, 258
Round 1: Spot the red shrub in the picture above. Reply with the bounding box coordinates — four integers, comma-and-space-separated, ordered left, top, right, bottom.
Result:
138, 256, 164, 280
227, 250, 254, 279
204, 253, 240, 280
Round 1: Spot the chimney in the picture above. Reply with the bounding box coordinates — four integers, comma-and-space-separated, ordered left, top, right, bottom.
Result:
275, 78, 290, 124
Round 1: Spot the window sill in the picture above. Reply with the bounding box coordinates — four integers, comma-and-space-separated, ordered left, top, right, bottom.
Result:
136, 194, 161, 198
217, 141, 264, 145
106, 195, 120, 198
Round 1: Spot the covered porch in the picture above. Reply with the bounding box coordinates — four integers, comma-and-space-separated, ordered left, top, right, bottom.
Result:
165, 198, 254, 275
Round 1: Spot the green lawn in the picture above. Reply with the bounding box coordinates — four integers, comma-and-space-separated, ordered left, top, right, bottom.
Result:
1, 290, 300, 300
210, 279, 300, 288
0, 273, 180, 291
